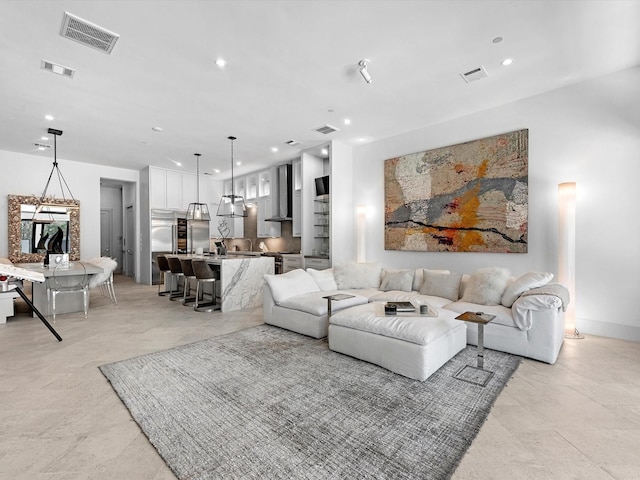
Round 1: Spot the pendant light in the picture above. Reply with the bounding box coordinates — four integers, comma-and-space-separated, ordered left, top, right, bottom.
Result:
216, 136, 247, 217
35, 128, 79, 214
186, 153, 211, 221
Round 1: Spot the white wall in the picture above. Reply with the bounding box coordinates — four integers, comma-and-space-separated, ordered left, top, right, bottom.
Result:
352, 66, 640, 341
0, 150, 140, 277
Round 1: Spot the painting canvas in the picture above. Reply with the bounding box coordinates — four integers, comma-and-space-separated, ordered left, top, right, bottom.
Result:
384, 129, 528, 253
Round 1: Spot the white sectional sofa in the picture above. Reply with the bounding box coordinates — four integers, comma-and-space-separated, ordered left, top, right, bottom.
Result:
263, 263, 568, 370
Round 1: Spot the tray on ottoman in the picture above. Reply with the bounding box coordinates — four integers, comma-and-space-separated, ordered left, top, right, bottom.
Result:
328, 302, 467, 381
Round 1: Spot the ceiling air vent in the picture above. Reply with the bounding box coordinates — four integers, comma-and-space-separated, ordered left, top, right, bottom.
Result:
460, 66, 489, 83
34, 143, 51, 149
60, 11, 120, 54
315, 124, 339, 135
41, 60, 76, 79
285, 140, 302, 146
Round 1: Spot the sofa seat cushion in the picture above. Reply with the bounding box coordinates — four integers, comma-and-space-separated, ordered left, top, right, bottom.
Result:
443, 301, 516, 329
279, 291, 368, 316
329, 302, 462, 346
340, 288, 383, 300
368, 291, 452, 309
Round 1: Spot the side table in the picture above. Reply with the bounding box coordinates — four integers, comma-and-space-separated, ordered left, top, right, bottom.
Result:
453, 311, 496, 386
323, 293, 356, 319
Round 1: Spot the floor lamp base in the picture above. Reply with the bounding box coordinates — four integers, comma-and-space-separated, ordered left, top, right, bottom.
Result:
565, 328, 585, 340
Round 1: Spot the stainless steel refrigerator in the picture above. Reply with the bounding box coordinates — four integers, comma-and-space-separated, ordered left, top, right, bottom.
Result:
151, 210, 210, 284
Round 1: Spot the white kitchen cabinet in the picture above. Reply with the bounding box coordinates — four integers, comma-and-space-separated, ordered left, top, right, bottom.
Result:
165, 170, 183, 210
293, 189, 302, 237
257, 197, 280, 238
282, 254, 303, 273
304, 257, 330, 270
149, 167, 167, 209
256, 167, 281, 238
245, 174, 258, 202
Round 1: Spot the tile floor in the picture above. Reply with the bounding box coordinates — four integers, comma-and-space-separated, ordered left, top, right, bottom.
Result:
0, 276, 638, 479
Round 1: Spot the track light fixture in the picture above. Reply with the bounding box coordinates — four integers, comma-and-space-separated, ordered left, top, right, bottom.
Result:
359, 59, 372, 84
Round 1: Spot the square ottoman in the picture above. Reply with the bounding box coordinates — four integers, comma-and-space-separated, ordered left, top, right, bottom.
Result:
328, 302, 467, 381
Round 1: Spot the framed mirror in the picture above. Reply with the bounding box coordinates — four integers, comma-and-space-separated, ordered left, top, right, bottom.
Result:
8, 194, 80, 263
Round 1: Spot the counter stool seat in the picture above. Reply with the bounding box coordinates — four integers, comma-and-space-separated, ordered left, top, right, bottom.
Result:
192, 259, 220, 312
156, 255, 171, 296
179, 258, 197, 305
166, 256, 185, 301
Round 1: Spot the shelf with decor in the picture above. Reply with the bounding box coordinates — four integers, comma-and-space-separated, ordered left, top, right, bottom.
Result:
313, 195, 330, 256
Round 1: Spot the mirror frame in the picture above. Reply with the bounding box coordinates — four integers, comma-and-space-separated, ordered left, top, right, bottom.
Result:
8, 194, 80, 263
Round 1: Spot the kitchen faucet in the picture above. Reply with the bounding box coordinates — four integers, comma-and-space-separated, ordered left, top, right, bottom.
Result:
244, 238, 253, 252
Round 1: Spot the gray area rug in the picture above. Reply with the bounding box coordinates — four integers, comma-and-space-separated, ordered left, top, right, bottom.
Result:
100, 325, 521, 479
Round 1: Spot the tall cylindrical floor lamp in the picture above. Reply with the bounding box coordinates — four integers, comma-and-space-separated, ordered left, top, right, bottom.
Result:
558, 182, 583, 339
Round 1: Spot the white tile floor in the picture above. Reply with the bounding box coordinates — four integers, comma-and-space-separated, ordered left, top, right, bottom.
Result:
1, 276, 639, 479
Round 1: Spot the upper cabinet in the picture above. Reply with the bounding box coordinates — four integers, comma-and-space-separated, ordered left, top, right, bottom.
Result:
245, 174, 258, 202
148, 166, 198, 211
257, 167, 281, 238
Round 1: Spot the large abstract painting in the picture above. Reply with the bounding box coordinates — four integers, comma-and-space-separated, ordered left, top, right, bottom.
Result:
385, 129, 528, 253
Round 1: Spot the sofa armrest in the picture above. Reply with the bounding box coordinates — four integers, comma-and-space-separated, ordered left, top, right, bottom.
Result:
262, 281, 276, 321
512, 294, 563, 331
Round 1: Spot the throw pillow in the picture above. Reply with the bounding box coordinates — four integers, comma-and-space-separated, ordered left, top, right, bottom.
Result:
501, 271, 554, 307
461, 267, 511, 306
263, 269, 320, 304
307, 268, 338, 291
333, 263, 382, 289
419, 269, 462, 301
380, 269, 414, 292
412, 268, 450, 291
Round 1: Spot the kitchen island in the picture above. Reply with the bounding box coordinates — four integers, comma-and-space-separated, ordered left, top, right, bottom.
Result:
207, 255, 273, 312
166, 254, 274, 312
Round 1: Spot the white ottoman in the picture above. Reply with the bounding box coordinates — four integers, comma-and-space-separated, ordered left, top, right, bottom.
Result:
328, 302, 467, 381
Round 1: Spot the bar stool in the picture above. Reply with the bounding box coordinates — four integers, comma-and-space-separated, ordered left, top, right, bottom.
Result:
156, 255, 171, 296
179, 258, 197, 305
191, 259, 220, 312
166, 256, 185, 301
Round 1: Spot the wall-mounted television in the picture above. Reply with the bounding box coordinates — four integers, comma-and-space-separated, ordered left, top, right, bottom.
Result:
315, 175, 329, 196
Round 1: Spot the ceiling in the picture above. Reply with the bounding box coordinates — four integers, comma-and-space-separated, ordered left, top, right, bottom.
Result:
1, 0, 639, 179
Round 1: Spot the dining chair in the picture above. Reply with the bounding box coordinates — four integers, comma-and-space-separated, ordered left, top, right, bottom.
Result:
47, 262, 89, 323
179, 258, 197, 306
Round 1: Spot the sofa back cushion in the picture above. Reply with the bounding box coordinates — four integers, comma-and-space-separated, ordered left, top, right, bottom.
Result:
501, 271, 554, 307
333, 262, 382, 289
306, 268, 338, 291
419, 269, 462, 301
380, 269, 414, 292
412, 268, 450, 291
264, 269, 320, 304
460, 267, 511, 306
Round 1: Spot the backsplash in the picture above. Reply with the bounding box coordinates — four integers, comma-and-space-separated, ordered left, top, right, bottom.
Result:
212, 204, 301, 253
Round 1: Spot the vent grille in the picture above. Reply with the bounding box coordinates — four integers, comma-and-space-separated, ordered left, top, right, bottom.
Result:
285, 140, 302, 146
60, 12, 120, 54
41, 60, 76, 78
315, 124, 339, 135
460, 66, 489, 83
34, 143, 51, 149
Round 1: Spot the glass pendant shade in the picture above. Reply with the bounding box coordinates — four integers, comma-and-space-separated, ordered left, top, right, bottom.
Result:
186, 202, 210, 221
186, 153, 211, 221
216, 194, 247, 217
217, 136, 248, 218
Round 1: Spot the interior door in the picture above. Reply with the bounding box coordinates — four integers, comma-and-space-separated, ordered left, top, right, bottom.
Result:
125, 205, 135, 277
100, 209, 113, 258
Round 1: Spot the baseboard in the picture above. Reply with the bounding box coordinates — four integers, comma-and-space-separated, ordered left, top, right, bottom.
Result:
577, 318, 640, 342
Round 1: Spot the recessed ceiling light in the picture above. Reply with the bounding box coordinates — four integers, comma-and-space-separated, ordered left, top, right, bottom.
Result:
45, 114, 54, 121
501, 58, 514, 66
152, 126, 163, 132
41, 136, 49, 141
236, 161, 241, 166
321, 148, 328, 156
215, 58, 226, 68
492, 36, 503, 44
344, 118, 351, 125
271, 147, 278, 153
213, 168, 220, 174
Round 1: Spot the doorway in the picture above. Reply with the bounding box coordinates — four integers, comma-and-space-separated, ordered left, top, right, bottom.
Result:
125, 205, 135, 278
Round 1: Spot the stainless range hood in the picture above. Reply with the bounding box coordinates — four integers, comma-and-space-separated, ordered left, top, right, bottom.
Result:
265, 163, 292, 222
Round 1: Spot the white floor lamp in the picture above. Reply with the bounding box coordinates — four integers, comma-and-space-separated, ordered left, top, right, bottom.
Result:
356, 205, 368, 263
558, 182, 583, 339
